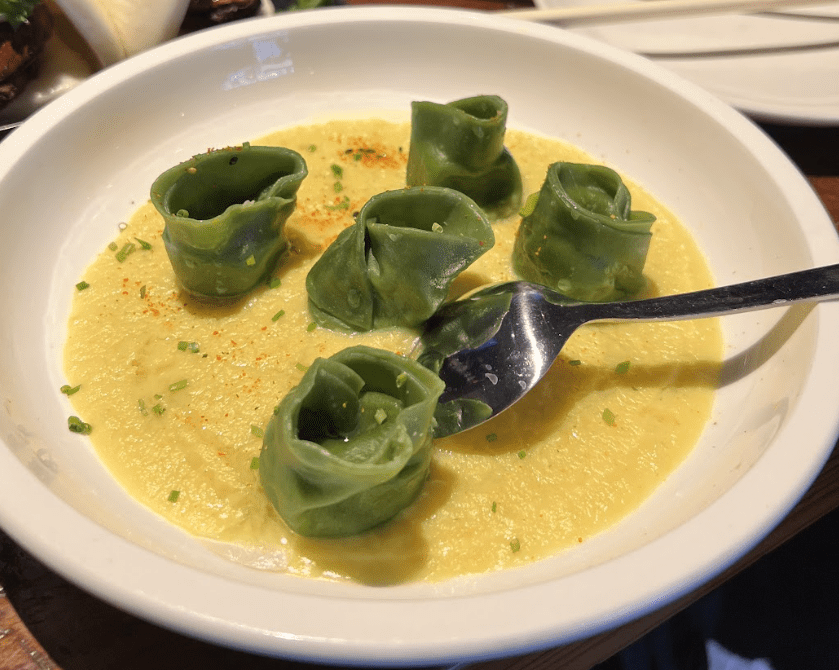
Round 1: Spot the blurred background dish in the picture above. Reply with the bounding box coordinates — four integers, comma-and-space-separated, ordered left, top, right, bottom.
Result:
533, 0, 839, 124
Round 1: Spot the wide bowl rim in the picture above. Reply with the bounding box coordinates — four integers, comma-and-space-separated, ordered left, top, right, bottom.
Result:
0, 5, 837, 665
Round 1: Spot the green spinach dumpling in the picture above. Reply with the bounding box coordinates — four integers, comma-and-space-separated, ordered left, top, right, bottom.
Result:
513, 162, 655, 302
259, 346, 445, 537
306, 186, 494, 332
406, 95, 523, 220
151, 144, 307, 299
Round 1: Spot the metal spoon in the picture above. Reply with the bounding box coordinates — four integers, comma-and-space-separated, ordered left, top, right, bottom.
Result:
419, 263, 839, 435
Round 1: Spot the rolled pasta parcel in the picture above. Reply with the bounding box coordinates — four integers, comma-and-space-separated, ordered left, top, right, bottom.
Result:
406, 95, 523, 220
513, 162, 655, 302
259, 346, 446, 537
306, 186, 494, 332
151, 144, 308, 299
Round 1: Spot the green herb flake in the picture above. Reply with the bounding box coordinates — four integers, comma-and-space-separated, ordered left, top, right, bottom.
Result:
154, 393, 163, 400
485, 433, 498, 443
307, 144, 317, 152
272, 309, 286, 322
333, 181, 343, 193
107, 241, 118, 251
306, 322, 317, 332
135, 238, 152, 250
518, 450, 526, 459
60, 384, 81, 396
491, 502, 497, 513
75, 281, 90, 291
330, 164, 343, 179
152, 403, 165, 416
519, 192, 539, 217
167, 490, 180, 503
245, 254, 256, 266
139, 285, 146, 299
569, 359, 582, 366
353, 152, 363, 161
325, 195, 351, 211
602, 408, 616, 426
615, 360, 631, 374
268, 277, 282, 289
250, 425, 265, 438
168, 379, 188, 392
67, 415, 92, 435
510, 538, 521, 553
178, 341, 200, 353
138, 399, 149, 416
250, 457, 261, 470
115, 242, 136, 263
295, 362, 309, 372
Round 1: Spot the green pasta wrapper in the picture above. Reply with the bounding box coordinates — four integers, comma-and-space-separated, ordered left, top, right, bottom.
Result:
406, 95, 523, 220
513, 162, 655, 302
259, 346, 445, 537
151, 144, 307, 299
306, 186, 494, 332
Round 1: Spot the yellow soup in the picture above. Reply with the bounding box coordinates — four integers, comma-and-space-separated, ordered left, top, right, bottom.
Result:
64, 118, 722, 584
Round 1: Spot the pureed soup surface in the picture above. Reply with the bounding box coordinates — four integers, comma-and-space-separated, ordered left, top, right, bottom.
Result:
64, 117, 722, 584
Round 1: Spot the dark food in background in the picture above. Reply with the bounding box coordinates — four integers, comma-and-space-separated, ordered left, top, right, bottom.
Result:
180, 0, 262, 31
0, 3, 53, 109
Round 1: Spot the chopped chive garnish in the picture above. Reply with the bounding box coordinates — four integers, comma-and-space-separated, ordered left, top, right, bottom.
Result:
138, 399, 148, 416
491, 501, 497, 513
168, 379, 188, 392
250, 425, 264, 438
75, 281, 90, 291
245, 254, 256, 266
272, 309, 286, 322
167, 490, 180, 502
295, 362, 309, 372
115, 242, 136, 263
519, 192, 539, 217
307, 144, 317, 152
485, 433, 498, 443
139, 285, 146, 299
330, 164, 343, 179
510, 538, 521, 553
250, 456, 260, 470
108, 241, 118, 251
602, 408, 616, 426
518, 450, 526, 459
154, 393, 162, 400
135, 237, 152, 250
306, 322, 317, 332
269, 277, 282, 289
615, 361, 631, 374
334, 181, 343, 193
152, 403, 165, 415
569, 359, 582, 366
325, 195, 351, 211
60, 384, 81, 396
177, 341, 200, 353
67, 415, 92, 434
353, 152, 362, 161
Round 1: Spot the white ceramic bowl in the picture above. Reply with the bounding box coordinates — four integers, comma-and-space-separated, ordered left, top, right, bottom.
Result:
0, 7, 837, 665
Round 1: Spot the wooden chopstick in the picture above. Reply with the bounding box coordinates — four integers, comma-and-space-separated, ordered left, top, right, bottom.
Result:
497, 0, 836, 25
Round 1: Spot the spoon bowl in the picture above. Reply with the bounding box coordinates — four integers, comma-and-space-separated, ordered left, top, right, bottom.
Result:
421, 263, 839, 435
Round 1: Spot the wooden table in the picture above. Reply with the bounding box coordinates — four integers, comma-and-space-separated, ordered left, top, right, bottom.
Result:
2, 4, 838, 670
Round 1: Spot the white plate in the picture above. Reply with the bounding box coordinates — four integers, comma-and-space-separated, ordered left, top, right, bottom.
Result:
534, 0, 839, 124
0, 6, 838, 666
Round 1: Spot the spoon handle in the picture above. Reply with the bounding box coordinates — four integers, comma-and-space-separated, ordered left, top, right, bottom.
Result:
574, 263, 839, 323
